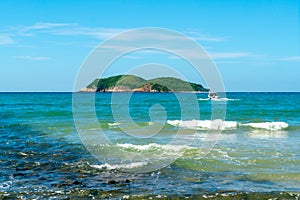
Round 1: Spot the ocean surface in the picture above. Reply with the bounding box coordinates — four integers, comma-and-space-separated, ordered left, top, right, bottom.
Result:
0, 92, 300, 199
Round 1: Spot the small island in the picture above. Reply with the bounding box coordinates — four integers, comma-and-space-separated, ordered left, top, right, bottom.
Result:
80, 75, 209, 92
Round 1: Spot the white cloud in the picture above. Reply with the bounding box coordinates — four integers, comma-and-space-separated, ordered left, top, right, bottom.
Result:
0, 35, 14, 44
121, 55, 142, 59
91, 29, 228, 42
25, 22, 71, 30
51, 27, 197, 42
166, 50, 261, 60
85, 30, 252, 61
209, 52, 257, 59
214, 60, 275, 65
50, 27, 126, 40
186, 31, 229, 42
14, 23, 229, 43
98, 43, 258, 61
14, 55, 51, 61
12, 22, 126, 40
279, 56, 300, 61
95, 33, 258, 61
3, 22, 260, 62
15, 22, 74, 36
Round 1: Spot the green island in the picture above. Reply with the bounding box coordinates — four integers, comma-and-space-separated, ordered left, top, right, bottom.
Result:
80, 75, 209, 92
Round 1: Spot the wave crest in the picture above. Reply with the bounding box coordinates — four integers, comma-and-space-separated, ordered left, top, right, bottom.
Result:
89, 161, 148, 170
242, 122, 288, 131
167, 119, 237, 130
167, 120, 289, 131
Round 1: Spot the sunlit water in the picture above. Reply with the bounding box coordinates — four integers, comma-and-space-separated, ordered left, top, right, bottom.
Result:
0, 92, 300, 199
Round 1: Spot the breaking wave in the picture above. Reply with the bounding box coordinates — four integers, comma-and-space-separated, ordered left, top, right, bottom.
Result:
167, 119, 238, 130
87, 143, 193, 171
116, 143, 189, 152
241, 122, 289, 131
167, 120, 289, 131
89, 161, 148, 170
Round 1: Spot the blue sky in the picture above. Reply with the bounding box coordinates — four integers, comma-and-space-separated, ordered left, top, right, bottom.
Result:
0, 0, 299, 92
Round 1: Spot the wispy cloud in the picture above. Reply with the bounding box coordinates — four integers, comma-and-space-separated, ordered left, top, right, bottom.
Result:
214, 60, 275, 66
99, 43, 259, 61
50, 27, 126, 40
122, 55, 142, 59
95, 30, 258, 61
186, 31, 229, 42
6, 22, 126, 41
167, 50, 259, 60
52, 27, 192, 42
26, 24, 227, 42
92, 29, 230, 58
14, 55, 51, 61
209, 52, 258, 59
25, 22, 71, 30
279, 56, 300, 61
9, 22, 229, 43
15, 22, 73, 36
90, 29, 228, 42
3, 22, 259, 62
0, 35, 14, 45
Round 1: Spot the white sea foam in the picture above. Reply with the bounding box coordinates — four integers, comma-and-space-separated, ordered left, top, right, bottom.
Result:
167, 120, 289, 131
198, 98, 210, 101
242, 122, 288, 130
198, 98, 239, 101
247, 130, 288, 139
116, 143, 189, 152
89, 161, 148, 170
167, 119, 238, 130
193, 133, 237, 142
88, 143, 194, 170
108, 122, 121, 127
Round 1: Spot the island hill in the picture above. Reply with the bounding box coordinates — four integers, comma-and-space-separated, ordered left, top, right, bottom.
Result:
80, 75, 209, 93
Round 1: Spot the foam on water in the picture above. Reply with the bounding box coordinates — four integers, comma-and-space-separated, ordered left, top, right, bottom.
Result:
108, 122, 121, 127
88, 144, 193, 170
242, 122, 288, 130
89, 161, 148, 170
198, 98, 239, 101
167, 119, 238, 130
116, 143, 189, 152
193, 133, 237, 142
247, 130, 288, 139
167, 120, 289, 131
1, 92, 299, 197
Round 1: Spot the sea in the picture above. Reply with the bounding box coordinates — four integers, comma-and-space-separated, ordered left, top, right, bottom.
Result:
0, 92, 300, 199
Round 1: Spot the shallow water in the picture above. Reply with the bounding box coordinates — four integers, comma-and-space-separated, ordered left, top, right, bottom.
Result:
0, 92, 300, 199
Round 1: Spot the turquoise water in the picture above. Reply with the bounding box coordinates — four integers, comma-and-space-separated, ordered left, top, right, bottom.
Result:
0, 92, 300, 199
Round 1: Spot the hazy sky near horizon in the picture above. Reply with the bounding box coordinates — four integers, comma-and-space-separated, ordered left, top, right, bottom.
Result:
0, 0, 299, 92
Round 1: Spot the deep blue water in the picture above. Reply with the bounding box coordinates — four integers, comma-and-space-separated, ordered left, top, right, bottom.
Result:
0, 92, 300, 199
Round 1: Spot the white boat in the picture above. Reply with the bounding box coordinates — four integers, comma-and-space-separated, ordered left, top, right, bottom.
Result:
208, 90, 219, 100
